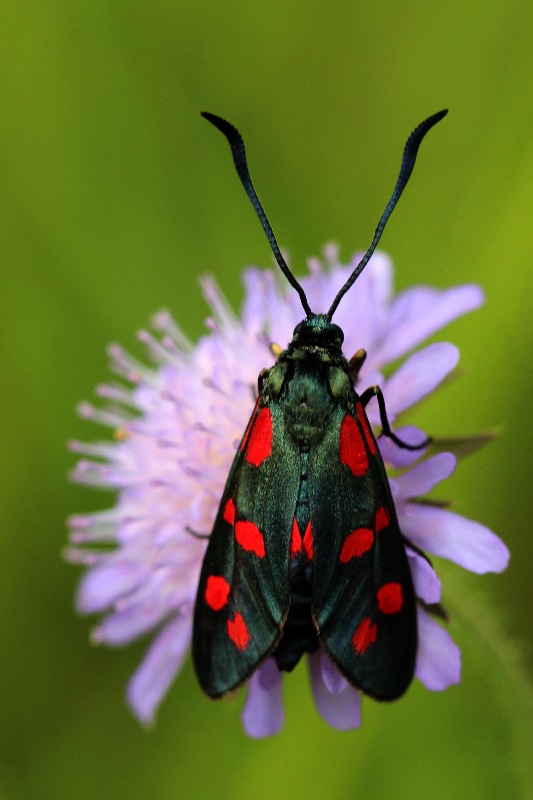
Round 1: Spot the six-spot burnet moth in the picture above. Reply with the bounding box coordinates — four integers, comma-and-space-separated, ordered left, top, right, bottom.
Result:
192, 109, 448, 701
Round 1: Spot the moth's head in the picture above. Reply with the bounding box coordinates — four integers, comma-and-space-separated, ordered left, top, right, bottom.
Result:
290, 314, 344, 351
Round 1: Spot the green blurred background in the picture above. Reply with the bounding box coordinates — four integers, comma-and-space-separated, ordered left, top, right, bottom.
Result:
1, 2, 532, 799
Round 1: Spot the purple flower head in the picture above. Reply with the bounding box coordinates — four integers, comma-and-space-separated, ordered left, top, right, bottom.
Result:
67, 248, 509, 736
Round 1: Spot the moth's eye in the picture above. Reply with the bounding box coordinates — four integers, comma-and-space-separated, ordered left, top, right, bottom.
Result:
258, 368, 270, 392
332, 325, 344, 346
292, 321, 305, 338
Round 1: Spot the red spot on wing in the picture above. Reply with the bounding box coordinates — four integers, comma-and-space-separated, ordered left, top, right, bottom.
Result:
375, 506, 390, 532
339, 414, 368, 476
356, 402, 377, 456
377, 582, 404, 614
245, 407, 273, 466
290, 519, 313, 560
227, 612, 250, 650
223, 497, 236, 526
352, 617, 378, 655
235, 520, 265, 557
340, 528, 374, 562
290, 518, 302, 557
302, 521, 313, 560
204, 575, 230, 611
239, 398, 261, 453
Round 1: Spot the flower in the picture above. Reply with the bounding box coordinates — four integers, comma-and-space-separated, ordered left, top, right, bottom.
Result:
67, 247, 509, 736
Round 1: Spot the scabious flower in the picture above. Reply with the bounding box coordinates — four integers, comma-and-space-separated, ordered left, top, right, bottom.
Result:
67, 247, 509, 737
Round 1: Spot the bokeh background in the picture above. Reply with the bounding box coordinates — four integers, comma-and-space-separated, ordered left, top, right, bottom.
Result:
1, 2, 532, 799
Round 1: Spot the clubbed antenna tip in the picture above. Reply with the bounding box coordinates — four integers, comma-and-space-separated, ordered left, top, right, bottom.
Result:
326, 110, 448, 318
201, 111, 313, 317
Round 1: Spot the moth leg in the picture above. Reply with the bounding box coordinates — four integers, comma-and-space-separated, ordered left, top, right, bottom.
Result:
185, 526, 210, 540
418, 598, 449, 622
402, 534, 432, 564
359, 384, 430, 450
348, 348, 367, 382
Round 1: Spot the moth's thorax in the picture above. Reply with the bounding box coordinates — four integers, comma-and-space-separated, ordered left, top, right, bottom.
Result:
260, 315, 355, 446
265, 362, 353, 448
282, 365, 333, 446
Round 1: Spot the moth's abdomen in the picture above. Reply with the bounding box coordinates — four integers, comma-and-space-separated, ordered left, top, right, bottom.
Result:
274, 450, 317, 672
273, 569, 318, 671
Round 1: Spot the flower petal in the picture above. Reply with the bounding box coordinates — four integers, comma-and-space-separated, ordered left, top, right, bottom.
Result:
383, 342, 459, 415
400, 504, 510, 573
308, 650, 362, 730
395, 452, 456, 500
319, 650, 349, 693
415, 607, 461, 690
369, 284, 484, 366
127, 614, 191, 724
407, 550, 441, 603
240, 268, 271, 334
331, 253, 393, 355
241, 659, 284, 737
76, 561, 143, 614
242, 268, 297, 346
92, 598, 170, 646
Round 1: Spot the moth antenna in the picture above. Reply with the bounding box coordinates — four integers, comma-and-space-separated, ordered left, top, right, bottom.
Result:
202, 112, 313, 318
326, 110, 448, 320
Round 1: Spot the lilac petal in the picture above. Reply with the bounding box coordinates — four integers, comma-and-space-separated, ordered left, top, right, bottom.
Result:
243, 267, 301, 347
127, 614, 191, 724
401, 504, 510, 574
241, 659, 284, 737
395, 452, 456, 500
369, 284, 484, 366
308, 650, 362, 730
76, 561, 143, 613
384, 343, 459, 415
241, 268, 295, 345
301, 263, 348, 313
415, 607, 461, 690
320, 650, 349, 693
407, 550, 441, 603
200, 275, 238, 334
377, 425, 429, 468
92, 600, 169, 646
333, 253, 393, 355
241, 268, 271, 333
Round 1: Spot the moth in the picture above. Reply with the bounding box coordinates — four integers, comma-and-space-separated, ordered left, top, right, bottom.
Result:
192, 110, 447, 700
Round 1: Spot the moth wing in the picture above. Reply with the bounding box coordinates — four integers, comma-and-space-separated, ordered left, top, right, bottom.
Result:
192, 399, 299, 698
309, 403, 417, 700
